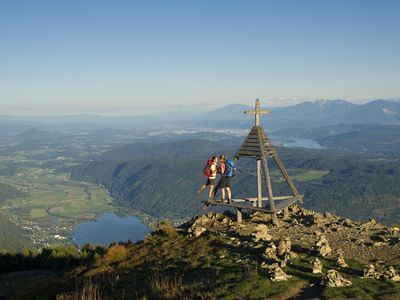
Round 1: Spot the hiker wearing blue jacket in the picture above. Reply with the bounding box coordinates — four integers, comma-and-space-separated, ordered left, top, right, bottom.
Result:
214, 155, 235, 204
222, 158, 235, 204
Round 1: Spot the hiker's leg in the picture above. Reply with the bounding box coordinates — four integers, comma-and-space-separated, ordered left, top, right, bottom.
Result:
213, 180, 221, 197
208, 184, 215, 201
197, 184, 207, 193
226, 188, 232, 202
226, 178, 232, 204
221, 188, 226, 202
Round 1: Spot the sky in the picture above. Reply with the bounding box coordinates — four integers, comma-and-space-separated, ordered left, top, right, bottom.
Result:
0, 0, 399, 115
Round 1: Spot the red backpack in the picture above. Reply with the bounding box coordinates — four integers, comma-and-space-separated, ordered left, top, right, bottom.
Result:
203, 159, 213, 177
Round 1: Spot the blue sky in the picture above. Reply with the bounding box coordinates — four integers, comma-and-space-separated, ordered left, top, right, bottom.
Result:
0, 0, 399, 115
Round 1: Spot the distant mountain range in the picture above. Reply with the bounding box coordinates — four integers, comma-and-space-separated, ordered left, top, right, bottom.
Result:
198, 99, 400, 129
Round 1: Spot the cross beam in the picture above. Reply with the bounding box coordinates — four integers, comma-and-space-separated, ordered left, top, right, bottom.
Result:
244, 99, 271, 126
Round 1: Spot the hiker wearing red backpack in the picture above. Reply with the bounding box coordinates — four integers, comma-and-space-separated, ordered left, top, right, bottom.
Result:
197, 156, 218, 201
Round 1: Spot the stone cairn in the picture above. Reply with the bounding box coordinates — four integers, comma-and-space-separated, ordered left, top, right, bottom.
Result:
263, 242, 278, 261
315, 235, 332, 257
363, 264, 400, 281
312, 258, 323, 274
321, 269, 352, 287
252, 224, 273, 242
363, 264, 379, 279
384, 266, 400, 282
336, 249, 348, 268
263, 263, 292, 282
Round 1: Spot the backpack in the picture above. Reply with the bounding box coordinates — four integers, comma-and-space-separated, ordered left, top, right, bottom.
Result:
225, 159, 235, 177
203, 159, 213, 177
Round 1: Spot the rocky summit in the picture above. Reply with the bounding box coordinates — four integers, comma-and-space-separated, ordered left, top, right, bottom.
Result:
1, 206, 400, 299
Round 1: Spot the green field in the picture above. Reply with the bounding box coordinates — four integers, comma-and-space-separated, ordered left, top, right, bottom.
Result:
0, 168, 114, 222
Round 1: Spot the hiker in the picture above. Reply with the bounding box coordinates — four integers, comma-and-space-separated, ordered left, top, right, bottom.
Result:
223, 158, 235, 204
214, 155, 227, 203
216, 156, 235, 204
197, 156, 218, 201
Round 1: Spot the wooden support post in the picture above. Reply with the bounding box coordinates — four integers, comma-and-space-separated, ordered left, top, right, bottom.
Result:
256, 159, 262, 208
261, 156, 278, 226
273, 155, 302, 203
257, 126, 278, 226
236, 208, 243, 223
283, 207, 289, 219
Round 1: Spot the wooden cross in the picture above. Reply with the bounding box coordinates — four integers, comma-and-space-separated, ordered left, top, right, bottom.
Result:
244, 99, 271, 126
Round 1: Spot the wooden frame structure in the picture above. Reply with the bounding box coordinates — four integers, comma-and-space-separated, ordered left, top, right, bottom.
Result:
205, 99, 303, 225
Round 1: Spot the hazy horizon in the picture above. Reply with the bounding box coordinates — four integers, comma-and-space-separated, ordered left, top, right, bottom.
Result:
1, 97, 399, 117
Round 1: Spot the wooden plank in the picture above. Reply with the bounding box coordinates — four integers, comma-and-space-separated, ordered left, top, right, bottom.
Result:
274, 196, 301, 211
204, 200, 273, 213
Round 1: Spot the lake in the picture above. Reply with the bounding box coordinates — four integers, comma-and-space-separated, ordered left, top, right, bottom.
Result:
72, 213, 151, 247
270, 136, 324, 149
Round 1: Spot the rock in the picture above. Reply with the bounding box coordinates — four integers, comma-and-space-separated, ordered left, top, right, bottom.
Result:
252, 224, 273, 242
221, 217, 232, 225
290, 205, 300, 214
321, 270, 352, 287
336, 250, 348, 268
324, 212, 332, 218
278, 237, 291, 257
383, 266, 400, 282
263, 242, 278, 261
193, 227, 206, 237
373, 242, 387, 247
268, 264, 292, 282
312, 258, 323, 274
343, 218, 353, 227
250, 211, 270, 222
363, 264, 379, 279
315, 235, 332, 257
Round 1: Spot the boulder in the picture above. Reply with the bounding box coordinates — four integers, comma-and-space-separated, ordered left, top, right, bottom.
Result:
193, 227, 206, 237
321, 270, 352, 287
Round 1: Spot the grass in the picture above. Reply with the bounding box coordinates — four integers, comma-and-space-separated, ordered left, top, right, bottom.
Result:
2, 227, 400, 299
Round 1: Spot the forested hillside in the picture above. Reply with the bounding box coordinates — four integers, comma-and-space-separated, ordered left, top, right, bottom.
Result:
71, 142, 400, 225
0, 182, 24, 203
0, 211, 33, 251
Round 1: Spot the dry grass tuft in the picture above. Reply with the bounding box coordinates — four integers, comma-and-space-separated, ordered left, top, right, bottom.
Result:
104, 244, 127, 264
156, 219, 178, 237
149, 270, 183, 299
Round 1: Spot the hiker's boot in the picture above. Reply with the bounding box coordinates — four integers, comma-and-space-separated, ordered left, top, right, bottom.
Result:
228, 199, 232, 205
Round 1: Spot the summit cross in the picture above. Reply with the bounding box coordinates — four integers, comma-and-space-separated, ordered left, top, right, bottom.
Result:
244, 99, 271, 126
